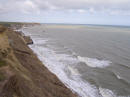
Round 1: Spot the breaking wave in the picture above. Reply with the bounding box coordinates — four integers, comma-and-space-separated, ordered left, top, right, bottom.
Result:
78, 56, 111, 68
22, 28, 129, 97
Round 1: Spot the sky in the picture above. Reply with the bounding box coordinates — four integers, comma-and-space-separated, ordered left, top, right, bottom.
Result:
0, 0, 130, 25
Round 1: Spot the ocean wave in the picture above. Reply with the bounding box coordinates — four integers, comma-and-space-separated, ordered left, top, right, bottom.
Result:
99, 87, 130, 97
99, 87, 117, 97
114, 73, 130, 87
29, 41, 127, 97
22, 28, 129, 97
78, 56, 112, 68
67, 65, 80, 76
28, 38, 103, 97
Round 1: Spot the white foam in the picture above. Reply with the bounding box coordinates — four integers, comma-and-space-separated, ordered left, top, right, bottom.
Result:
99, 87, 130, 97
68, 66, 80, 76
22, 28, 127, 97
116, 75, 121, 79
99, 87, 117, 97
78, 56, 111, 68
33, 38, 49, 45
14, 29, 22, 32
28, 38, 103, 97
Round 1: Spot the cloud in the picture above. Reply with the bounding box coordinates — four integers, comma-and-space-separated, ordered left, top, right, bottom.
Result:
77, 9, 86, 13
21, 0, 40, 14
0, 0, 130, 24
0, 0, 130, 15
0, 0, 40, 15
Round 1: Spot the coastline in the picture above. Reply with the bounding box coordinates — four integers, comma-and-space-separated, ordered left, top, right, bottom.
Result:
0, 24, 77, 97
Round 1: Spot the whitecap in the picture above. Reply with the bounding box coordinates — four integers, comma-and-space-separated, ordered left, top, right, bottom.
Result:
78, 56, 111, 68
99, 87, 117, 97
22, 28, 127, 97
67, 66, 80, 76
28, 40, 102, 97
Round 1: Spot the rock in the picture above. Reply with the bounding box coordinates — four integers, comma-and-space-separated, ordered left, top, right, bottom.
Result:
18, 31, 25, 36
23, 36, 33, 45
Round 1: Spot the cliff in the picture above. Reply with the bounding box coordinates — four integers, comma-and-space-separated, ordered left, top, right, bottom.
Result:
0, 25, 77, 97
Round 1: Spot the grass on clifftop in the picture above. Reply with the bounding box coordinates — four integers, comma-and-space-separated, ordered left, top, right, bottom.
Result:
0, 22, 24, 27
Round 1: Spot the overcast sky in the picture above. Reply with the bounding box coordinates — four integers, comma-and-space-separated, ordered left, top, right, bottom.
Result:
0, 0, 130, 25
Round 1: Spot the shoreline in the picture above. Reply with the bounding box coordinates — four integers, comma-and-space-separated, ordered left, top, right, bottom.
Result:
0, 24, 78, 97
21, 25, 105, 97
20, 24, 79, 96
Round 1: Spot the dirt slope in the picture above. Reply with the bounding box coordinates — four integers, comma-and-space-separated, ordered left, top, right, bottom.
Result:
0, 25, 77, 97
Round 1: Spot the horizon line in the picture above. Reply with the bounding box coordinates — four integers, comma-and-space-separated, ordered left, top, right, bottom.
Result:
0, 21, 130, 27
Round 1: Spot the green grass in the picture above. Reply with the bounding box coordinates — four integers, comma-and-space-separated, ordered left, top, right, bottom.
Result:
0, 21, 37, 27
0, 22, 23, 27
0, 72, 5, 81
0, 59, 7, 67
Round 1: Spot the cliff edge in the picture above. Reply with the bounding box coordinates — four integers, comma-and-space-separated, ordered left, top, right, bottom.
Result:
0, 25, 77, 97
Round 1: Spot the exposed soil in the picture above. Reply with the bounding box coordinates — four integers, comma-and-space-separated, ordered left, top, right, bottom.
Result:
0, 25, 78, 97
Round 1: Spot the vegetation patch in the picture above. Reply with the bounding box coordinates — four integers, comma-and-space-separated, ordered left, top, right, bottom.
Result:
0, 71, 5, 81
0, 22, 22, 27
0, 59, 7, 67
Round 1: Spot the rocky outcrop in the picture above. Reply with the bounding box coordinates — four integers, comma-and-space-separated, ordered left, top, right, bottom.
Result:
23, 36, 33, 45
0, 25, 77, 97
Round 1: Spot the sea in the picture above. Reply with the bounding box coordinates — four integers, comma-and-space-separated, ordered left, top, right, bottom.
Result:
22, 24, 130, 97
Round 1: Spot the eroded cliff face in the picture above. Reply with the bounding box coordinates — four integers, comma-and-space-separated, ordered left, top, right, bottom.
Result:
0, 25, 77, 97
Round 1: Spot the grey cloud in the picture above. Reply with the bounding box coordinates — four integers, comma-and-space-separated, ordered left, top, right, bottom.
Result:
33, 0, 130, 10
0, 0, 130, 15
